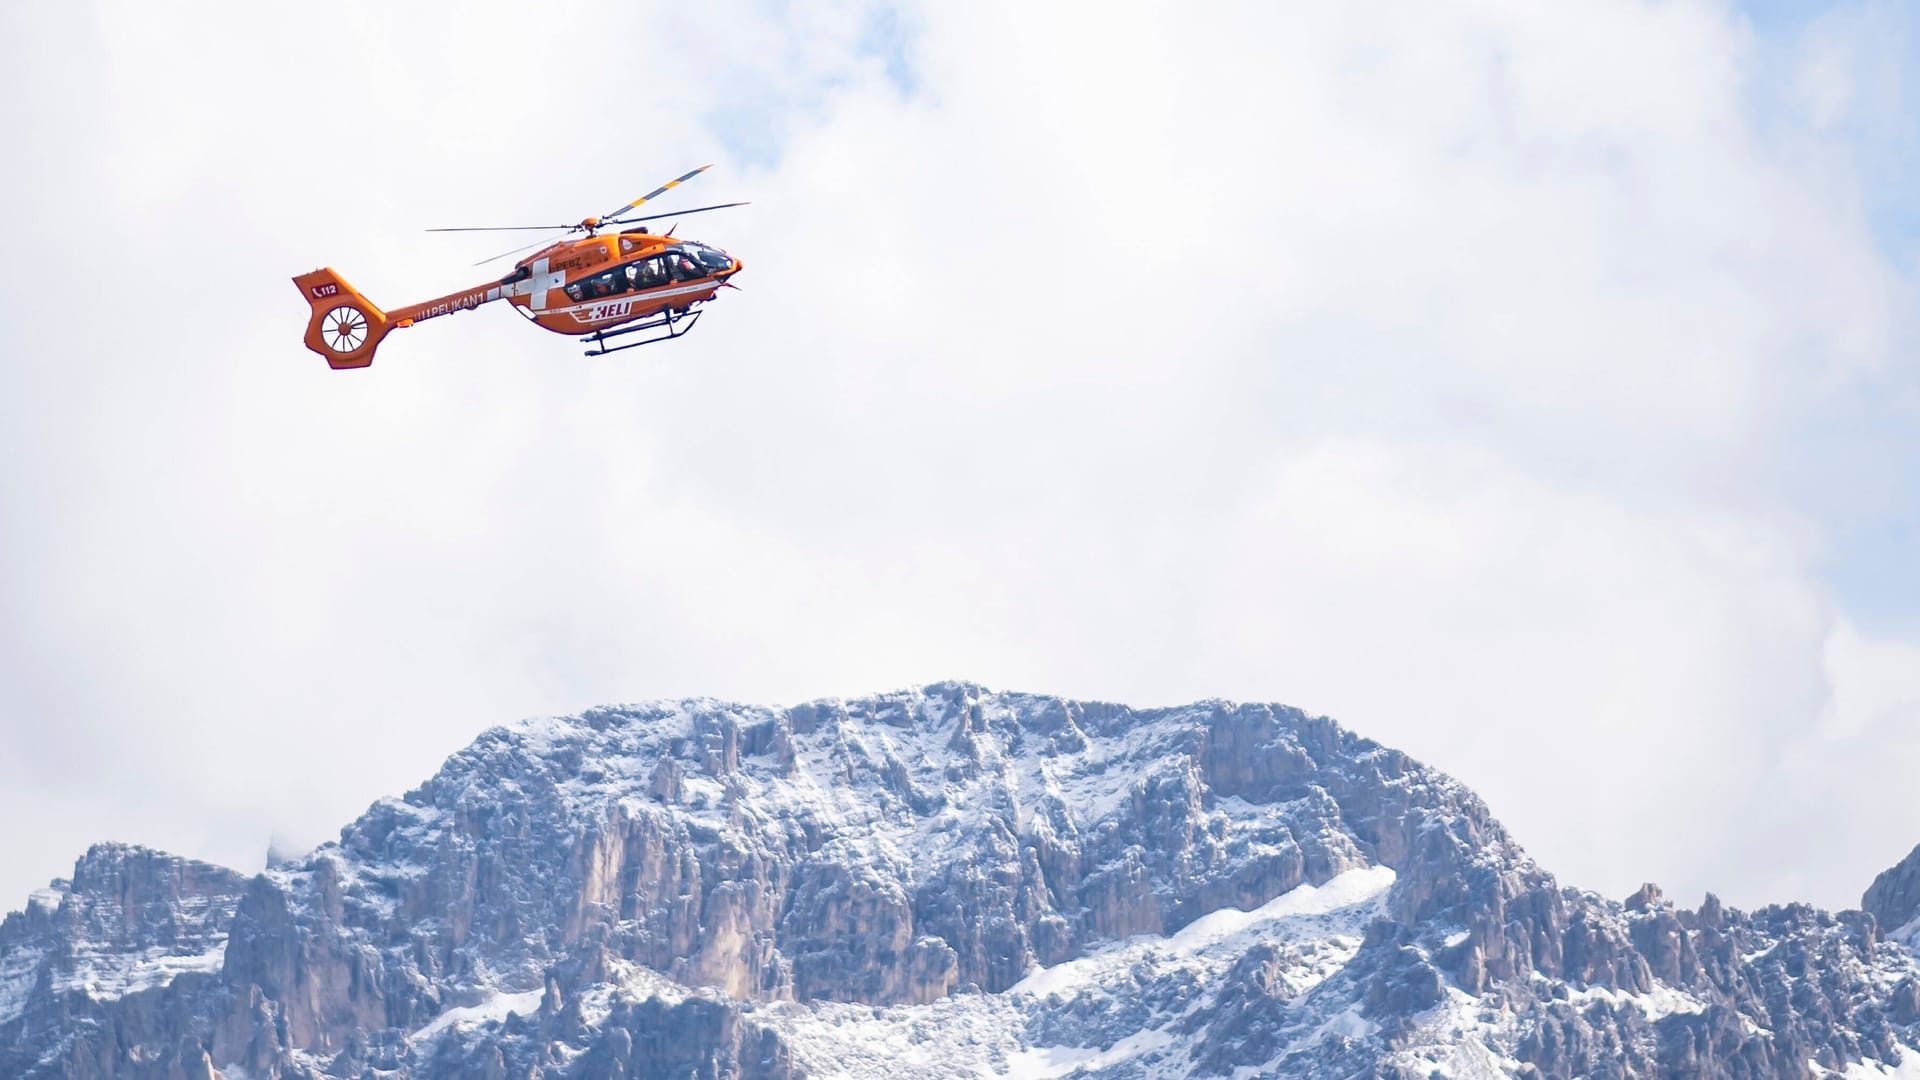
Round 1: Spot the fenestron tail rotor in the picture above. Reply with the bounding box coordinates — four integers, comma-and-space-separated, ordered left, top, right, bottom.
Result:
321, 305, 370, 352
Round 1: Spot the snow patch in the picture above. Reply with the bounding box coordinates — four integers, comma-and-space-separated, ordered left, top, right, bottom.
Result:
1012, 865, 1395, 999
1004, 1028, 1175, 1078
1561, 980, 1705, 1021
765, 994, 1032, 1079
1374, 988, 1525, 1080
1844, 1045, 1920, 1078
1318, 1004, 1379, 1041
410, 989, 545, 1042
50, 943, 227, 1002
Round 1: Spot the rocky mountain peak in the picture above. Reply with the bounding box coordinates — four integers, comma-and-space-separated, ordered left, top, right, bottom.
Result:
1624, 882, 1664, 912
5, 683, 1920, 1078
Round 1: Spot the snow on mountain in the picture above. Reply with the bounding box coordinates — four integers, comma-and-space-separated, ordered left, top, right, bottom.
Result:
764, 864, 1395, 1079
2, 682, 1919, 1078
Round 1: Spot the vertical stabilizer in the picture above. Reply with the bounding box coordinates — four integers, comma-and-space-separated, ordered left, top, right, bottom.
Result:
293, 269, 391, 370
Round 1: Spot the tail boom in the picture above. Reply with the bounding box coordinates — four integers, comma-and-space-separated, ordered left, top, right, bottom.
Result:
294, 270, 509, 369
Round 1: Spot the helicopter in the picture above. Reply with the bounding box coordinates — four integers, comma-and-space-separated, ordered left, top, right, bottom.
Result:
293, 166, 746, 369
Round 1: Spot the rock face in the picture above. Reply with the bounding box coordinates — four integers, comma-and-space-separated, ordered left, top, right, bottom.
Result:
1865, 844, 1920, 937
3, 682, 1920, 1078
0, 844, 247, 1079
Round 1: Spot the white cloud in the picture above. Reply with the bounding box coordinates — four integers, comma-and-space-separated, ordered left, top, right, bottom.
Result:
0, 0, 1915, 914
1822, 619, 1920, 740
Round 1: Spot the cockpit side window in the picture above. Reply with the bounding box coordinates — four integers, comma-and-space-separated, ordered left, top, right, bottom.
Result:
668, 249, 704, 282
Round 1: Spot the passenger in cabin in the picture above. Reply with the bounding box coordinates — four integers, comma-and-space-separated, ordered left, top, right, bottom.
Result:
565, 282, 586, 302
633, 258, 668, 288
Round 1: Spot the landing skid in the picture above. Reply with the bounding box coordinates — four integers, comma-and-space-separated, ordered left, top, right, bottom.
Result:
582, 309, 701, 355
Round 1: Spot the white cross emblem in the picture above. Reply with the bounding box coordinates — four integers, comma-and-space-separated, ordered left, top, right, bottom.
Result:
509, 257, 568, 310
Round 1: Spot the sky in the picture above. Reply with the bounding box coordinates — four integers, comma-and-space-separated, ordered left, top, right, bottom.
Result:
0, 0, 1917, 915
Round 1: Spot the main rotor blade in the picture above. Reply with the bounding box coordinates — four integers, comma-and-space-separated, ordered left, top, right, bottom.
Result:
601, 164, 712, 222
472, 233, 565, 267
426, 224, 578, 233
603, 201, 751, 228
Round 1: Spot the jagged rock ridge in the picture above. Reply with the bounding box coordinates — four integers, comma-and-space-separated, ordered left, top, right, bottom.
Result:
2, 682, 1918, 1078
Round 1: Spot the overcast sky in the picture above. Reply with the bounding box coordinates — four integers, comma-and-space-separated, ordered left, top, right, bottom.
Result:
1, 1, 1917, 914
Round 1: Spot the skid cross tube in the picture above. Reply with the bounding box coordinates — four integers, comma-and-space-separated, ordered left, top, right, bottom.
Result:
582, 308, 702, 355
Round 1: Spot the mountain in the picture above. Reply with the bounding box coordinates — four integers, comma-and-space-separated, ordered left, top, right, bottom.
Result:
3, 682, 1917, 1078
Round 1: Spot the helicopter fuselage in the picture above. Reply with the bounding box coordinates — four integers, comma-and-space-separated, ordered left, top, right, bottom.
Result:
294, 230, 742, 368
295, 164, 745, 368
393, 231, 741, 336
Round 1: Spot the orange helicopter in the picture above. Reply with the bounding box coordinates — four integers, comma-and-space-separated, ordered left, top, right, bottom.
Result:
293, 166, 745, 369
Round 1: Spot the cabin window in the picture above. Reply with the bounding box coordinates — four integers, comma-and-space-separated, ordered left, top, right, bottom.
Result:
624, 257, 671, 289
569, 270, 625, 302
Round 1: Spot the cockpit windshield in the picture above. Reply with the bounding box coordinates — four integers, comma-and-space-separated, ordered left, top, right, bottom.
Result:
684, 244, 733, 273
